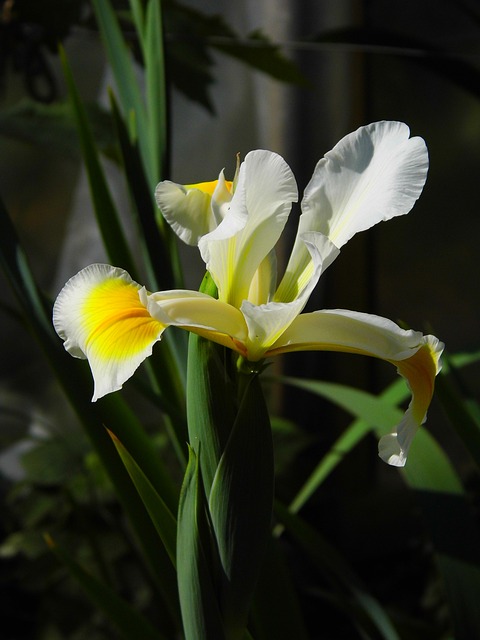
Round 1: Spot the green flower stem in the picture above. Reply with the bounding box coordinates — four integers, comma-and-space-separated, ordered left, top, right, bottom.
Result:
182, 320, 274, 639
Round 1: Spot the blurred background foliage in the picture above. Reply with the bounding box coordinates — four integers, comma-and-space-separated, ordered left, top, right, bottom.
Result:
0, 0, 480, 638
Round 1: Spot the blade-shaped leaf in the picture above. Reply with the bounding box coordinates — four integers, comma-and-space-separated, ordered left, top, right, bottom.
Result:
92, 0, 154, 186
208, 372, 274, 638
177, 447, 226, 640
60, 48, 138, 279
109, 430, 177, 566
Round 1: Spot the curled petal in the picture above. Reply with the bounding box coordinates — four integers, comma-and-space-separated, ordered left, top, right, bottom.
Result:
53, 264, 165, 401
155, 171, 232, 245
301, 121, 429, 249
269, 309, 443, 466
379, 335, 444, 466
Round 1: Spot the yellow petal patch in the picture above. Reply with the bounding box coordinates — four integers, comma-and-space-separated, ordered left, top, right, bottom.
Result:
82, 277, 164, 362
185, 179, 232, 196
391, 335, 442, 425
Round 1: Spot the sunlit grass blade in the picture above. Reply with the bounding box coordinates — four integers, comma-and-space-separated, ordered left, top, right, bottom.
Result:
108, 430, 177, 565
177, 447, 226, 640
45, 534, 168, 640
92, 0, 154, 186
279, 376, 404, 512
60, 48, 138, 280
107, 89, 175, 291
274, 501, 401, 640
144, 0, 167, 182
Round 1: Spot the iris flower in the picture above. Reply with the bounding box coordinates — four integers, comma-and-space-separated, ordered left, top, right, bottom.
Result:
53, 121, 443, 467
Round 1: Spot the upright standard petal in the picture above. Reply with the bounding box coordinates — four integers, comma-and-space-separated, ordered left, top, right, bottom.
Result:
53, 264, 165, 401
300, 121, 429, 249
268, 309, 443, 466
199, 150, 298, 307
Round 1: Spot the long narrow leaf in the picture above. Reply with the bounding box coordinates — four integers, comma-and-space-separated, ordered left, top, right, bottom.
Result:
60, 48, 138, 279
177, 447, 226, 640
109, 430, 177, 565
144, 0, 167, 183
208, 373, 274, 637
92, 0, 154, 186
107, 90, 174, 291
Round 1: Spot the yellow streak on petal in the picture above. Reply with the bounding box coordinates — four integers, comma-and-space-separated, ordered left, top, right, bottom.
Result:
83, 278, 164, 362
185, 179, 233, 196
390, 338, 441, 424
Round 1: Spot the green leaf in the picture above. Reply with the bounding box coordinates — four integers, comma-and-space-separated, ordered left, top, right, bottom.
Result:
279, 376, 404, 512
46, 535, 168, 640
92, 0, 154, 186
143, 0, 168, 182
186, 333, 237, 494
435, 358, 480, 471
177, 447, 226, 640
208, 373, 274, 638
60, 48, 138, 279
109, 430, 177, 566
107, 90, 175, 291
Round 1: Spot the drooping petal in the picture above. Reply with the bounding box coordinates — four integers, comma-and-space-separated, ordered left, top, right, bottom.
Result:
155, 171, 233, 245
147, 290, 249, 355
378, 335, 443, 466
199, 150, 298, 307
300, 121, 429, 249
268, 309, 443, 466
53, 264, 165, 401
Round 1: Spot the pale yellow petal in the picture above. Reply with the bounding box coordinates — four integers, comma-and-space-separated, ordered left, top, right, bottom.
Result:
147, 290, 249, 356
